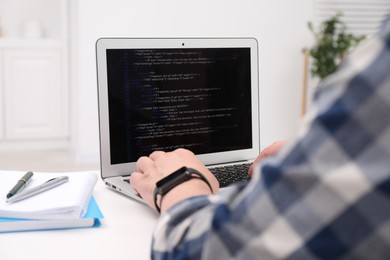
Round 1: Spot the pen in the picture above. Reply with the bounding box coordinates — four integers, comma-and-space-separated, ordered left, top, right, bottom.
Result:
6, 171, 34, 199
6, 176, 69, 203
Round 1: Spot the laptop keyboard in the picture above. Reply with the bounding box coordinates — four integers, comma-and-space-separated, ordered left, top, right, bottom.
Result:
209, 163, 251, 188
123, 163, 252, 188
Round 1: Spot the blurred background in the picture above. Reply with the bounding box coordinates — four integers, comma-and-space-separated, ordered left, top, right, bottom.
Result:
0, 0, 388, 171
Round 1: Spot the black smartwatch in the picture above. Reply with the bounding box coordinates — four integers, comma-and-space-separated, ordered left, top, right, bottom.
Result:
153, 166, 213, 213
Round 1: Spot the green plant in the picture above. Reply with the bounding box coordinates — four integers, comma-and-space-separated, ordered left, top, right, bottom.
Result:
307, 13, 365, 80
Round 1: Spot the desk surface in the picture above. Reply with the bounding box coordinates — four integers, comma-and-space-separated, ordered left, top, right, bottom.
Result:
0, 180, 157, 260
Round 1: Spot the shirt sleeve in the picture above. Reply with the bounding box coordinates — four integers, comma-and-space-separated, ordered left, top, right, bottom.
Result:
151, 19, 390, 260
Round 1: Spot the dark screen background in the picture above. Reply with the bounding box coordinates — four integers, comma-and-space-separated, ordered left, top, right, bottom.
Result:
106, 48, 252, 164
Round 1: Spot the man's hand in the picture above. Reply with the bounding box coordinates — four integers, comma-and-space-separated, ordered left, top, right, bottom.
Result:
248, 140, 287, 177
130, 148, 219, 214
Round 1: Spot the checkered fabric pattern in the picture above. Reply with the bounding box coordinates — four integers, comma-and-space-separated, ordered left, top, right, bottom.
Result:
151, 17, 390, 260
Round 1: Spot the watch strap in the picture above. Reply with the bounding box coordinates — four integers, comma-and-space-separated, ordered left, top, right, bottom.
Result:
153, 166, 213, 213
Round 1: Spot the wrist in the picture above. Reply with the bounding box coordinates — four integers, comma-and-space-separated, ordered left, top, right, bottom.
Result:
159, 178, 213, 213
154, 167, 213, 214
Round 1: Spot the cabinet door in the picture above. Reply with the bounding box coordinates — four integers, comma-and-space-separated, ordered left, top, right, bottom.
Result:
0, 50, 3, 139
3, 48, 68, 139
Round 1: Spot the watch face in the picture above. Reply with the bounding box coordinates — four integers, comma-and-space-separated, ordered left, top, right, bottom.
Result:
156, 167, 187, 187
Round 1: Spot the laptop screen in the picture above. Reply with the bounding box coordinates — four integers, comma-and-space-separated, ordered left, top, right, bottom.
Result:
106, 48, 252, 165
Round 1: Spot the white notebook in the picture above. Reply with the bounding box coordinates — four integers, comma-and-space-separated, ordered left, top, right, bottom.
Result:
0, 171, 98, 220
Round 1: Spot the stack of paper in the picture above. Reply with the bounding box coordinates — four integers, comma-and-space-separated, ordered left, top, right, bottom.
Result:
0, 171, 103, 233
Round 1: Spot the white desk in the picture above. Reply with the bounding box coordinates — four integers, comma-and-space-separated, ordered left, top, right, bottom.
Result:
0, 180, 158, 260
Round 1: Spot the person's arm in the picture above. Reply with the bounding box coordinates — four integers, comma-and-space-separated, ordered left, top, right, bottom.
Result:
130, 149, 219, 214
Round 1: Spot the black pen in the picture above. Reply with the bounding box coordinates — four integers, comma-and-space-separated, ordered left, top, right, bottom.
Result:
6, 171, 34, 199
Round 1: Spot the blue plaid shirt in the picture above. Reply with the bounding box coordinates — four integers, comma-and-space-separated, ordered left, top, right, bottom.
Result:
151, 18, 390, 259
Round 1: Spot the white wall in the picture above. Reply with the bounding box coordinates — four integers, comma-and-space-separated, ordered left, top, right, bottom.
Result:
69, 0, 314, 162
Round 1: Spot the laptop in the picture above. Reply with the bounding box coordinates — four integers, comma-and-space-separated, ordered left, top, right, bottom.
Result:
96, 38, 260, 203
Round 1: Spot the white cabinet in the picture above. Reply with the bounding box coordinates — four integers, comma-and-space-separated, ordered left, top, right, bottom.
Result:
0, 0, 69, 149
2, 44, 68, 140
0, 50, 3, 139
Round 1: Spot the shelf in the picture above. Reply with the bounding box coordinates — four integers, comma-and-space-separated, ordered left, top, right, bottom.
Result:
0, 38, 67, 48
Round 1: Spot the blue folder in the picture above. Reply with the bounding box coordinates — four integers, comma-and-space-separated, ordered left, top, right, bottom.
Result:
0, 196, 103, 233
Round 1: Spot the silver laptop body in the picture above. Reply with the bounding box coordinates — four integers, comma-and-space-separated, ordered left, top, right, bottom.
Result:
96, 38, 260, 203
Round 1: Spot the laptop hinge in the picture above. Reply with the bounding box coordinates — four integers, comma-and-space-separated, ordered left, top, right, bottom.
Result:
206, 159, 252, 168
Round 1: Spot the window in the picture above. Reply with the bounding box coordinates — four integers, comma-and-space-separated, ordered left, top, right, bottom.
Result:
314, 0, 390, 37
